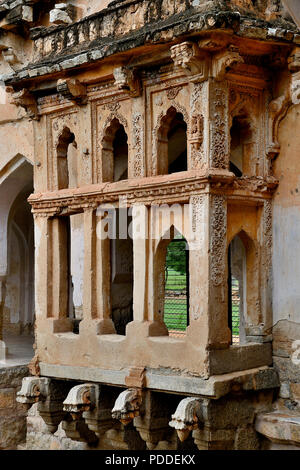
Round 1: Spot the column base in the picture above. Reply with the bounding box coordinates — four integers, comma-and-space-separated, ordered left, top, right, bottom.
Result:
37, 318, 73, 334
79, 318, 116, 335
126, 321, 169, 338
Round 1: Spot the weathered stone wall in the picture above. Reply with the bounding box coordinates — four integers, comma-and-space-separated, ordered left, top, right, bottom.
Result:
272, 101, 300, 415
0, 366, 28, 449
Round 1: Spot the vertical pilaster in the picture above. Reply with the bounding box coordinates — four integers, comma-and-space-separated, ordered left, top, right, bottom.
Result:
258, 199, 273, 339
35, 215, 71, 333
189, 81, 209, 171
132, 204, 148, 322
208, 79, 230, 171
208, 194, 231, 348
34, 216, 52, 324
51, 217, 72, 332
187, 193, 230, 349
127, 204, 168, 337
187, 194, 209, 345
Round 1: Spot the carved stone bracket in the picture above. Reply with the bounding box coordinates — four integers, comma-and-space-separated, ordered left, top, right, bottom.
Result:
170, 42, 208, 81
112, 388, 143, 425
57, 78, 87, 104
7, 87, 38, 119
63, 383, 97, 419
16, 376, 50, 406
62, 383, 99, 444
169, 397, 204, 442
113, 67, 141, 97
267, 93, 291, 160
212, 46, 244, 81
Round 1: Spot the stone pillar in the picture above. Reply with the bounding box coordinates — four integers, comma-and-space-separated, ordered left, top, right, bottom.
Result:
187, 193, 231, 349
34, 216, 52, 331
80, 208, 115, 335
261, 199, 272, 333
208, 194, 231, 348
186, 194, 209, 345
248, 198, 273, 343
132, 204, 148, 323
127, 204, 167, 337
35, 216, 72, 334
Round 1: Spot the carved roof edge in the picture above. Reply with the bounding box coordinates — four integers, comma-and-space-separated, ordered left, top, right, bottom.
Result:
3, 6, 299, 89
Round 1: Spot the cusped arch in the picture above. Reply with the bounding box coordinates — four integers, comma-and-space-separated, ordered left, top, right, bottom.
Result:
154, 225, 189, 332
229, 105, 258, 176
100, 115, 129, 183
155, 106, 188, 176
56, 126, 77, 190
228, 229, 261, 341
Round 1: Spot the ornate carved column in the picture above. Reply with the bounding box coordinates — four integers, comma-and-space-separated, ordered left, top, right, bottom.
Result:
187, 193, 231, 349
187, 194, 210, 345
208, 194, 231, 348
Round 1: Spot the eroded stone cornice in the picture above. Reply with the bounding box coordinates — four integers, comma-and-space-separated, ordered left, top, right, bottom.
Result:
3, 2, 299, 88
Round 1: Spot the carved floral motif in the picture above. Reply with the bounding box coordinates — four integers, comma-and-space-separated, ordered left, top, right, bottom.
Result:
132, 112, 144, 178
210, 195, 227, 286
210, 86, 228, 169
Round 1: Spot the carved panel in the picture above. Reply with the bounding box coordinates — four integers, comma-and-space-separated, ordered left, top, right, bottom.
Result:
262, 199, 272, 274
210, 84, 229, 170
210, 195, 227, 286
132, 112, 144, 178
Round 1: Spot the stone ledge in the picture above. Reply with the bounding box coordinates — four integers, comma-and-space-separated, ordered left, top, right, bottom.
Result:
255, 411, 300, 447
39, 363, 279, 399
